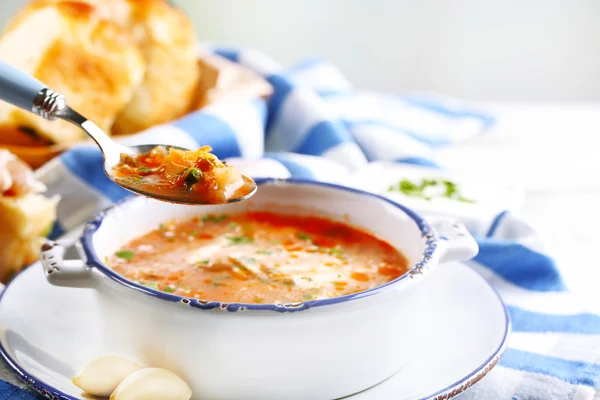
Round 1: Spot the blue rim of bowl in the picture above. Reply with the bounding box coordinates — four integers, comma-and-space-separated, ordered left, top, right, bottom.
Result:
79, 178, 441, 313
0, 262, 511, 400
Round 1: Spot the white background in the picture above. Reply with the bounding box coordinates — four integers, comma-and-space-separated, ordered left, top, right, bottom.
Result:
175, 0, 600, 101
2, 0, 600, 100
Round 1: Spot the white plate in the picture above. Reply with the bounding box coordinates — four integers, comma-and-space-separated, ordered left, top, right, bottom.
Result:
0, 261, 509, 400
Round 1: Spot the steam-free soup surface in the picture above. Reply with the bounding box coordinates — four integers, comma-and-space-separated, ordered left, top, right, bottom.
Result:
108, 212, 409, 304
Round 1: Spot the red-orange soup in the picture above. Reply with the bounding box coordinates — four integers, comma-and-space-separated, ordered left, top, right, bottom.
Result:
108, 212, 409, 304
113, 146, 252, 204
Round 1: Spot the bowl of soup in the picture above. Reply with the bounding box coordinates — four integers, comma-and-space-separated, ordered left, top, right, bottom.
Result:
40, 178, 478, 400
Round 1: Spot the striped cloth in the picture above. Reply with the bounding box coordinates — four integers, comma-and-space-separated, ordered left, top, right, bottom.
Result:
4, 49, 600, 400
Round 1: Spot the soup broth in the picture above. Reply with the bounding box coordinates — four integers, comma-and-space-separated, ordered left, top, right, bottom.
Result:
108, 212, 409, 304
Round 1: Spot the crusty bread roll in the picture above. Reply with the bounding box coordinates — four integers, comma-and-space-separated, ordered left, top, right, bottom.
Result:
0, 1, 145, 144
85, 0, 201, 134
193, 52, 273, 110
0, 150, 59, 283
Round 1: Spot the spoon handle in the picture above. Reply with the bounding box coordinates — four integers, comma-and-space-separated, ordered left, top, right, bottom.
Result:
0, 60, 54, 115
0, 60, 127, 158
0, 60, 67, 120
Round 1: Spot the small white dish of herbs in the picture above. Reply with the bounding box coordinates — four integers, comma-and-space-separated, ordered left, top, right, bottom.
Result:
343, 162, 523, 221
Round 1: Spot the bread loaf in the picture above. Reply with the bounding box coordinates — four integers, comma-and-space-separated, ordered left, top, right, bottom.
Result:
88, 0, 201, 134
0, 150, 59, 283
0, 1, 145, 144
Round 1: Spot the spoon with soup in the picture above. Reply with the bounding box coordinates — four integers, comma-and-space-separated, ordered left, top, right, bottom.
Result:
0, 60, 257, 205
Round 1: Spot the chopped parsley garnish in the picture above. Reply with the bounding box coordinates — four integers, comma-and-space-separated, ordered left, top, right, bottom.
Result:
301, 277, 313, 282
256, 250, 272, 255
328, 248, 344, 257
164, 287, 175, 293
115, 250, 135, 260
189, 231, 199, 237
302, 294, 314, 300
228, 222, 239, 229
183, 167, 203, 190
297, 233, 311, 241
226, 235, 253, 245
195, 260, 210, 267
212, 282, 221, 287
140, 281, 159, 290
159, 223, 166, 230
203, 214, 228, 223
387, 178, 475, 203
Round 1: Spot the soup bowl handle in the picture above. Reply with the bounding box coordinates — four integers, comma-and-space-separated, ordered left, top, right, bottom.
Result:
40, 240, 96, 288
430, 218, 479, 264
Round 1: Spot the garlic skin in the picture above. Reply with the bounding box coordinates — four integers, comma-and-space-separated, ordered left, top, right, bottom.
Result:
72, 355, 143, 397
110, 368, 193, 400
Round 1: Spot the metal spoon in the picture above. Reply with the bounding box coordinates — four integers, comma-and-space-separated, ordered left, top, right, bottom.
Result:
0, 60, 257, 205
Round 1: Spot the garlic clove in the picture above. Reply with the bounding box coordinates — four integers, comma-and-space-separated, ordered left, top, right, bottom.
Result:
72, 355, 143, 397
110, 368, 193, 400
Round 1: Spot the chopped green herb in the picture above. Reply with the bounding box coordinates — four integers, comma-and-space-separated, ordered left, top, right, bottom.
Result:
140, 281, 159, 290
337, 274, 342, 278
179, 285, 191, 292
138, 167, 152, 173
301, 277, 313, 282
184, 167, 203, 189
159, 223, 166, 230
458, 196, 475, 204
387, 178, 475, 203
226, 235, 253, 245
115, 250, 135, 260
297, 233, 311, 241
302, 294, 314, 300
212, 282, 221, 287
164, 287, 175, 293
328, 248, 344, 257
256, 250, 272, 255
189, 231, 199, 237
228, 222, 239, 229
203, 214, 228, 223
129, 175, 144, 184
195, 260, 210, 267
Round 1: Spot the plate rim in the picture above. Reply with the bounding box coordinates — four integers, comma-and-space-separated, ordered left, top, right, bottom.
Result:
0, 262, 511, 400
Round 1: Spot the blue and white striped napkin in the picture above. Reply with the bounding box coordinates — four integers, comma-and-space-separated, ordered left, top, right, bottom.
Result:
3, 48, 599, 400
